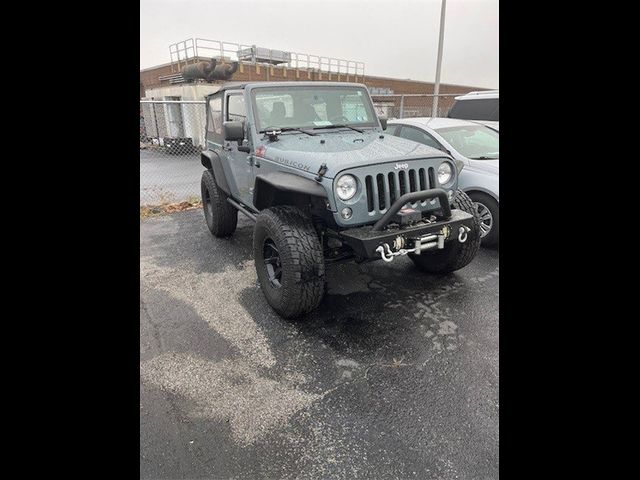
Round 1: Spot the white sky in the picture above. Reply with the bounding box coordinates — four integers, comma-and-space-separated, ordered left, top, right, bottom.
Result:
140, 0, 498, 88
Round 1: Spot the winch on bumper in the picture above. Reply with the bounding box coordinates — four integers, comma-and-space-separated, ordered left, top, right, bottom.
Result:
337, 188, 475, 262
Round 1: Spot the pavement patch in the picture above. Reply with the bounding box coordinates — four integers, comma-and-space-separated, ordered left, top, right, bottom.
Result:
141, 352, 323, 446
141, 257, 276, 369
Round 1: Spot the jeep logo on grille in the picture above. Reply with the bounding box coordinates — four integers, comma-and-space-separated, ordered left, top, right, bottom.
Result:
394, 163, 409, 170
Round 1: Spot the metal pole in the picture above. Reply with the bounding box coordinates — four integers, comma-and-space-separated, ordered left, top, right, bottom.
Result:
152, 101, 160, 141
431, 0, 447, 118
399, 95, 405, 118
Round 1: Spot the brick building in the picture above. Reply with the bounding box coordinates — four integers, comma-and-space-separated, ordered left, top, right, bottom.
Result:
140, 57, 484, 101
140, 40, 491, 146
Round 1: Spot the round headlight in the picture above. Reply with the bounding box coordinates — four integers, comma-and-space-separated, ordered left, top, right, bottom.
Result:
437, 162, 453, 185
336, 175, 357, 201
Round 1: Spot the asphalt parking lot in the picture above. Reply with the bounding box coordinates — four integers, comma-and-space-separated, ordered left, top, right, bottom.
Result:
140, 209, 499, 479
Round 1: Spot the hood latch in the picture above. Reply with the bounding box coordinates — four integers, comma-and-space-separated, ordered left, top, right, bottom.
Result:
315, 163, 328, 182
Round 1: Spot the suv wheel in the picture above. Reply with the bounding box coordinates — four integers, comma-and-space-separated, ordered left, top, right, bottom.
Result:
253, 206, 325, 318
468, 192, 499, 247
409, 190, 481, 274
201, 169, 238, 237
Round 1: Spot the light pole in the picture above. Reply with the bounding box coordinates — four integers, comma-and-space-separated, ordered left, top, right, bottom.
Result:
431, 0, 447, 117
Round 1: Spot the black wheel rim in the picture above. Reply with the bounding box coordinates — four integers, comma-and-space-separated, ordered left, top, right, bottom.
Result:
263, 239, 282, 288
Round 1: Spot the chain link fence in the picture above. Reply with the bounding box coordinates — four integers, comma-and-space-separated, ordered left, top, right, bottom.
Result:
370, 93, 459, 119
140, 100, 206, 205
140, 94, 463, 206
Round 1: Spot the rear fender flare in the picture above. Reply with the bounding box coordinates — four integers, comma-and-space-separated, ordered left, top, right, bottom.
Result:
200, 150, 231, 195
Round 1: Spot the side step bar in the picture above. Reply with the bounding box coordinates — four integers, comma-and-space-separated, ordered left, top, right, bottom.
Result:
227, 198, 257, 222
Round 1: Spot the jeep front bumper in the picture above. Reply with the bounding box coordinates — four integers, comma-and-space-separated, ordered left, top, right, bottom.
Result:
337, 189, 475, 260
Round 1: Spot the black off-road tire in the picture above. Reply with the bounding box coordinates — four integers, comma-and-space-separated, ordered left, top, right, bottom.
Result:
468, 191, 499, 247
253, 206, 325, 318
409, 189, 481, 274
201, 169, 237, 237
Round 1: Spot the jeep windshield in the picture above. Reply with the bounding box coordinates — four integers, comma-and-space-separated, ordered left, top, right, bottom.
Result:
252, 86, 378, 133
434, 125, 499, 160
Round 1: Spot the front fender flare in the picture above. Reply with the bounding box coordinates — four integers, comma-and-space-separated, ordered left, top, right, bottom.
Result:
253, 172, 328, 211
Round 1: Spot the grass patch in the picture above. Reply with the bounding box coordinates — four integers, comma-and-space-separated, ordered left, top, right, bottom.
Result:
140, 197, 202, 219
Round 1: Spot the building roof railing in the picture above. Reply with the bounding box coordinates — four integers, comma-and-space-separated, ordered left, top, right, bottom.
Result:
168, 38, 365, 78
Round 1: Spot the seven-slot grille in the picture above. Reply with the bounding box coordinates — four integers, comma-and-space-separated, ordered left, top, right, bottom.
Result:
364, 167, 436, 213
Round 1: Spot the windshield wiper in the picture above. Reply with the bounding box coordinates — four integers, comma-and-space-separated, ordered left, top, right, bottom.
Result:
469, 155, 498, 160
259, 127, 317, 136
312, 124, 364, 134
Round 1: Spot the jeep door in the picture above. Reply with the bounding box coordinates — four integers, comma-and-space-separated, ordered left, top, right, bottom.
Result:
222, 90, 255, 206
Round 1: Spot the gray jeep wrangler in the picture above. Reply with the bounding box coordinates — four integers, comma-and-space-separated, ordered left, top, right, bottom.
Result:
200, 81, 481, 318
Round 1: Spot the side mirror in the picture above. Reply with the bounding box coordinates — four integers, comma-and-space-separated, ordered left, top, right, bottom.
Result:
223, 121, 244, 142
378, 115, 388, 130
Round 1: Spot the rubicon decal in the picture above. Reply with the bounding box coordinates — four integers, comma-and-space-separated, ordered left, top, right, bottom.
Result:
272, 157, 311, 171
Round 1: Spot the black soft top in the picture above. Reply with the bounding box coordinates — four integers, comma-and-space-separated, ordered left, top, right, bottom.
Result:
204, 82, 248, 98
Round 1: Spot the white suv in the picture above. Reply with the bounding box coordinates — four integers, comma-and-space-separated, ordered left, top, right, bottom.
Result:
447, 90, 499, 131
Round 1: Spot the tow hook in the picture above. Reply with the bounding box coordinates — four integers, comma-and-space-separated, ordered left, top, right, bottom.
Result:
458, 226, 471, 243
376, 243, 409, 262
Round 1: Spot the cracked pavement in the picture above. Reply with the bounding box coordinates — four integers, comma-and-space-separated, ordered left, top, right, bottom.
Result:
140, 209, 499, 479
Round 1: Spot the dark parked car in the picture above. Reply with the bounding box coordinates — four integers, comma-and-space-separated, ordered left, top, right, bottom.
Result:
447, 90, 499, 131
